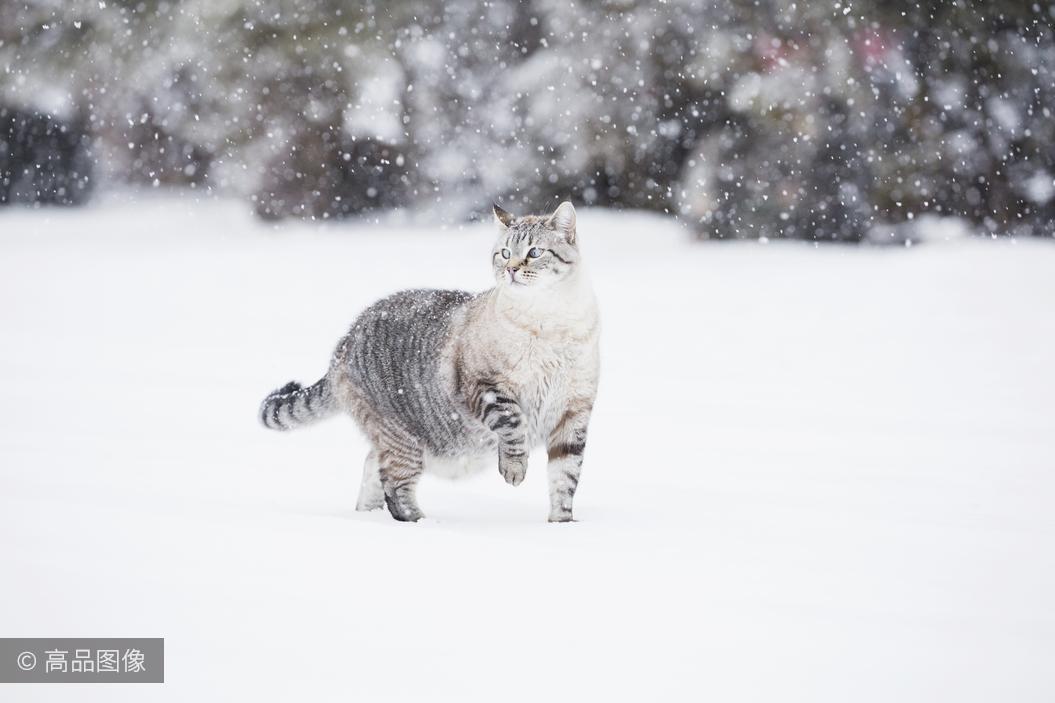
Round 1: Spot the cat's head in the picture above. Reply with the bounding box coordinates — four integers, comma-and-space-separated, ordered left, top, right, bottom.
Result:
491, 201, 580, 290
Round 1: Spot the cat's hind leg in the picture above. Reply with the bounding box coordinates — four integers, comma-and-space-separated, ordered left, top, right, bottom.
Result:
355, 448, 385, 512
377, 433, 426, 522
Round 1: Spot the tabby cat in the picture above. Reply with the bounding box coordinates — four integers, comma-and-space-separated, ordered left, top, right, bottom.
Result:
260, 201, 600, 522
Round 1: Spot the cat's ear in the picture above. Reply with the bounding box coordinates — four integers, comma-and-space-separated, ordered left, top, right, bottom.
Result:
549, 201, 577, 244
493, 203, 515, 228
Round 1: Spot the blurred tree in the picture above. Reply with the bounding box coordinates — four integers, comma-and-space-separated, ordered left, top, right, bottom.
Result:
0, 106, 93, 205
1, 0, 1052, 237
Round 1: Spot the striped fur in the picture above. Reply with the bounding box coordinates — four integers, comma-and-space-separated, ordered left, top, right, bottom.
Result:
260, 201, 600, 522
260, 378, 336, 430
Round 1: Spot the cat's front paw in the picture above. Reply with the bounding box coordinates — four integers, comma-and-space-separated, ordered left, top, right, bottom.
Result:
499, 454, 527, 486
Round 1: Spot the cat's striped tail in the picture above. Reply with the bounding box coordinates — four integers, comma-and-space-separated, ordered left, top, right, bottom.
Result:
260, 377, 337, 431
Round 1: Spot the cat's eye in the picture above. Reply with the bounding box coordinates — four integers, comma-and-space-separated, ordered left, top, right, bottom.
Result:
500, 248, 511, 259
527, 247, 543, 258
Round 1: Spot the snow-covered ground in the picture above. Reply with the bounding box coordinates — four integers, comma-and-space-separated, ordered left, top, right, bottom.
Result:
1, 198, 1054, 701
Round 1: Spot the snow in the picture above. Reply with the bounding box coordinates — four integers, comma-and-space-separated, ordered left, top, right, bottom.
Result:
1, 198, 1054, 701
1024, 171, 1055, 205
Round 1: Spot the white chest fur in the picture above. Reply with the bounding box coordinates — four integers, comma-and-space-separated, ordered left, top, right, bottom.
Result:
475, 273, 600, 446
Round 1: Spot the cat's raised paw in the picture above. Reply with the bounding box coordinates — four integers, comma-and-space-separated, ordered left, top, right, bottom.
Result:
499, 455, 527, 486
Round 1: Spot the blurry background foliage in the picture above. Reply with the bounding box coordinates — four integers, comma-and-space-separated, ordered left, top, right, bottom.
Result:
1, 0, 1053, 239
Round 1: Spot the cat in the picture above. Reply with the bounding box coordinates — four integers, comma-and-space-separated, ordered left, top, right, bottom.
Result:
260, 201, 600, 522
